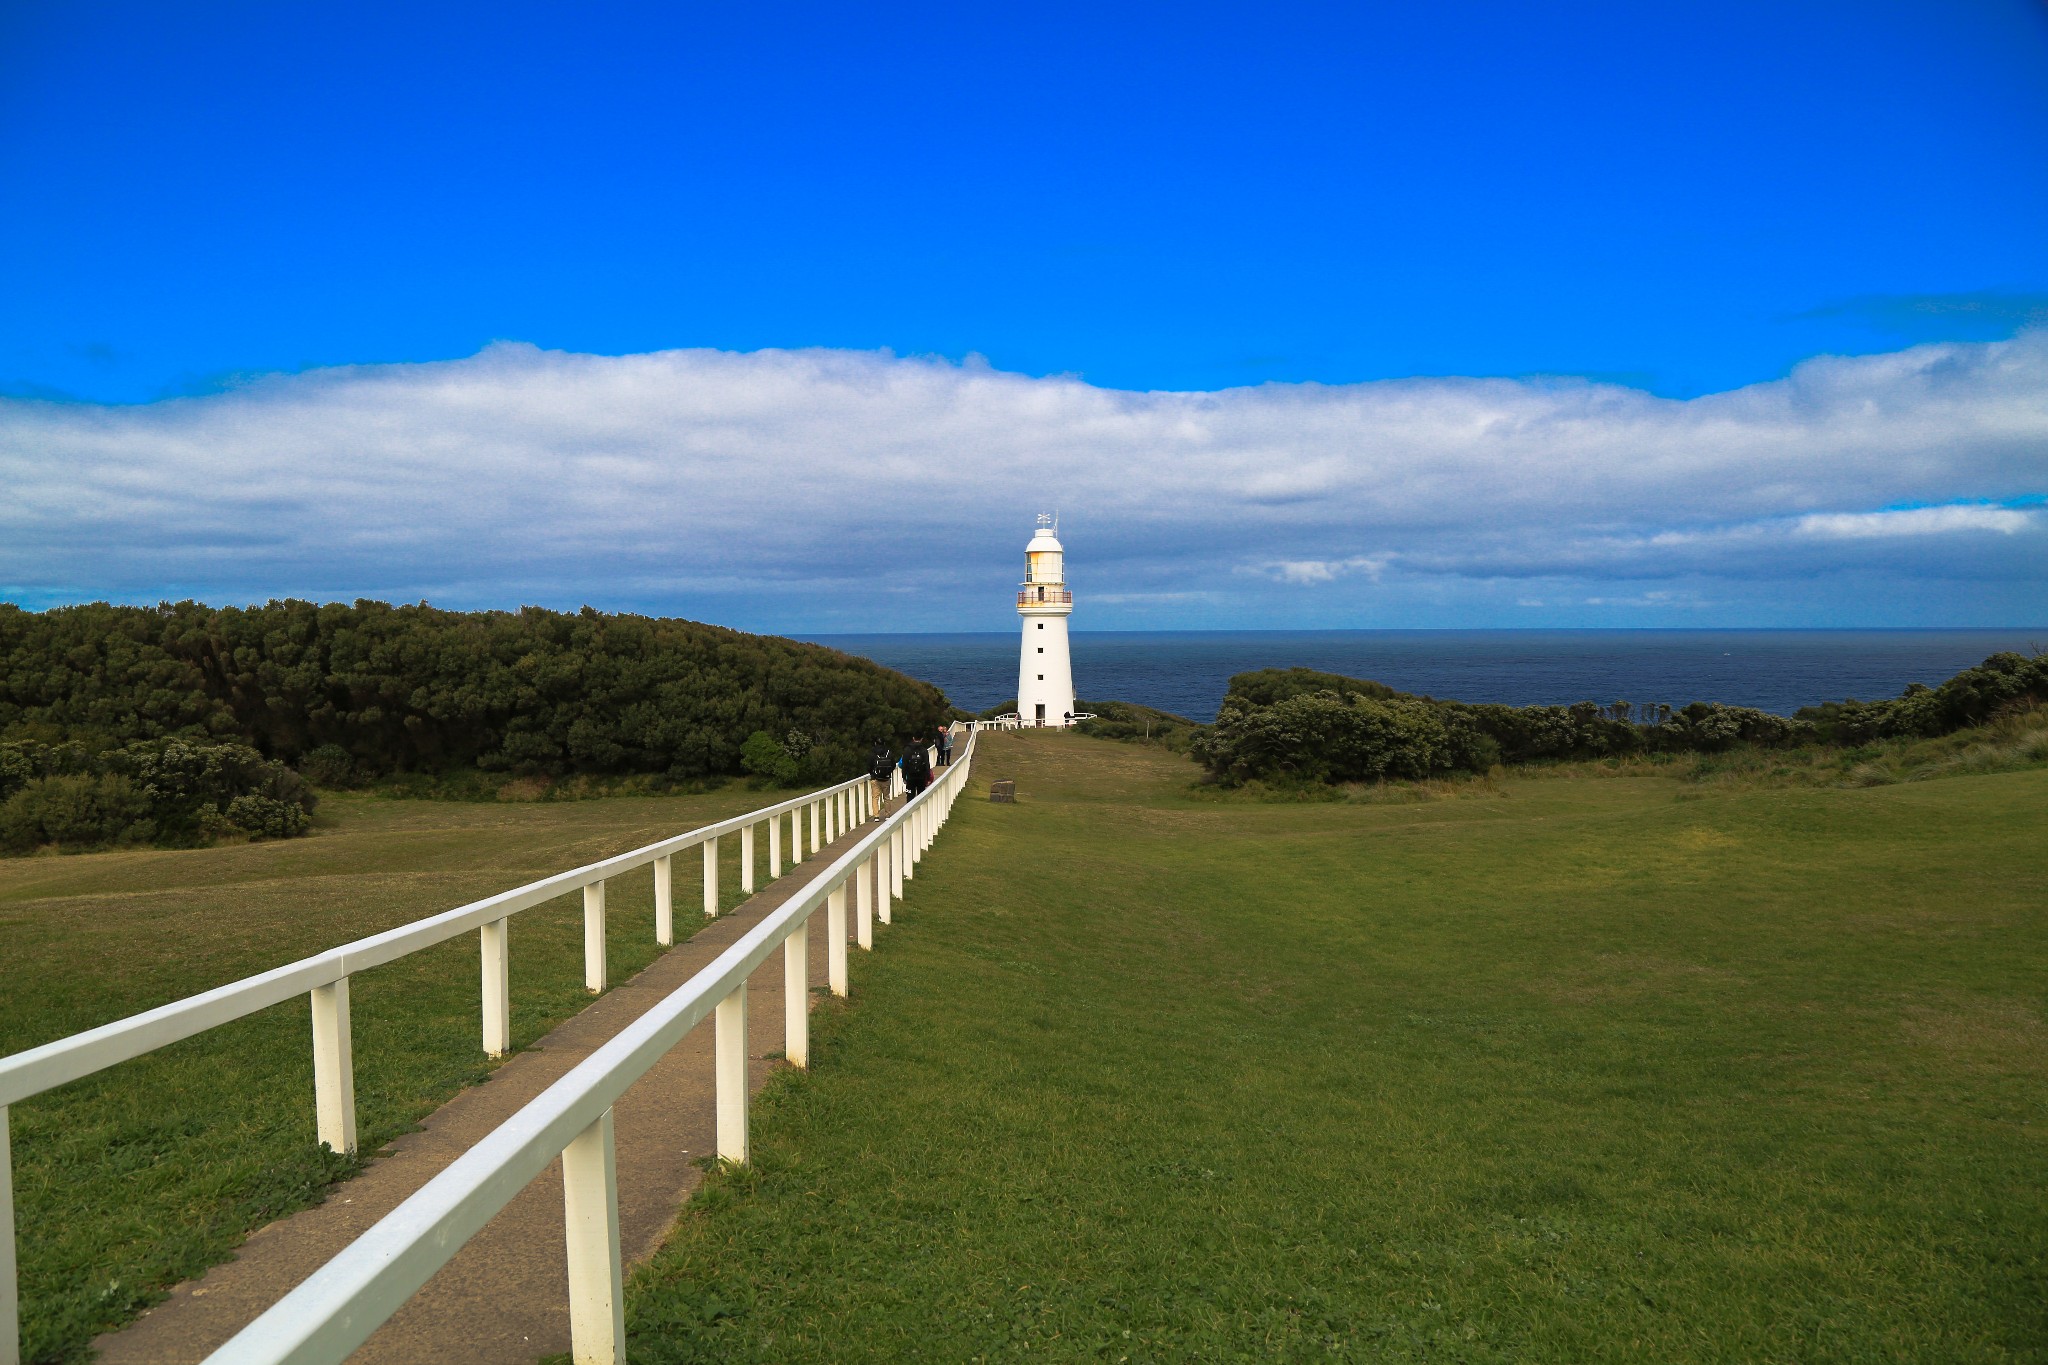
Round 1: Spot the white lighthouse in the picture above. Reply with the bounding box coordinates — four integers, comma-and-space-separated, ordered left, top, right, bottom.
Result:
1016, 515, 1076, 726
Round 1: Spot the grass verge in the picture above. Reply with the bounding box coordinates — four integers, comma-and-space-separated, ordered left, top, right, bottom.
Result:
622, 732, 2047, 1363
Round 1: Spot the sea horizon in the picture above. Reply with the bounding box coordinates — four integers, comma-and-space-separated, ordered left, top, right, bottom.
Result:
798, 627, 2048, 722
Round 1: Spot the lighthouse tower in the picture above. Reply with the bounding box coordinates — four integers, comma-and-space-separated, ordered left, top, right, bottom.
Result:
1016, 515, 1076, 726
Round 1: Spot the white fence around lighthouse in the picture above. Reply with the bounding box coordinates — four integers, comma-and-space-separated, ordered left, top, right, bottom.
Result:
0, 732, 972, 1365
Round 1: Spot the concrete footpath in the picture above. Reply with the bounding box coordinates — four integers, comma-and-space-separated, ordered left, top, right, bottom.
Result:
93, 791, 918, 1364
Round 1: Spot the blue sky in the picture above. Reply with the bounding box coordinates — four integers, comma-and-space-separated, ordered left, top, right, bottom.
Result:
2, 2, 2046, 629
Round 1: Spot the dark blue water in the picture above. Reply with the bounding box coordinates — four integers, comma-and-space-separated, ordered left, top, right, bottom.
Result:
801, 629, 2046, 722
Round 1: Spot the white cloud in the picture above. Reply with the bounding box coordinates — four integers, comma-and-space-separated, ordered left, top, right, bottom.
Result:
1249, 556, 1390, 585
2, 333, 2045, 626
1792, 505, 2033, 539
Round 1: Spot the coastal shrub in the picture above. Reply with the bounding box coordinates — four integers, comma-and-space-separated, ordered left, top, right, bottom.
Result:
740, 729, 802, 786
0, 599, 949, 785
1220, 667, 1400, 708
0, 774, 153, 852
296, 743, 356, 788
1192, 691, 1455, 784
225, 793, 311, 839
0, 737, 316, 855
1193, 652, 2034, 788
1797, 651, 2048, 743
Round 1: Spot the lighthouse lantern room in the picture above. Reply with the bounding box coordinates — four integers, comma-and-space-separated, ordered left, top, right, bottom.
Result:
1016, 515, 1076, 726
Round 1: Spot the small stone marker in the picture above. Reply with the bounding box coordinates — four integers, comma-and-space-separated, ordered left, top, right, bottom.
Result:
989, 779, 1016, 803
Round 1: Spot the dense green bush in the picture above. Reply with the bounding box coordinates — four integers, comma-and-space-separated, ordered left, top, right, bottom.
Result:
1193, 654, 2039, 787
1217, 667, 1400, 708
0, 773, 151, 851
1796, 651, 2048, 744
0, 737, 315, 853
739, 729, 805, 786
0, 600, 949, 785
1192, 691, 1456, 784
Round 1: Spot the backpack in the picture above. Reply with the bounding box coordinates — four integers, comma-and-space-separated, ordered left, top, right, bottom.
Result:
869, 749, 894, 781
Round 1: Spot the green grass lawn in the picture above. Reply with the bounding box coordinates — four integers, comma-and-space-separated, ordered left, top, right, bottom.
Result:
626, 733, 2048, 1363
0, 783, 789, 1364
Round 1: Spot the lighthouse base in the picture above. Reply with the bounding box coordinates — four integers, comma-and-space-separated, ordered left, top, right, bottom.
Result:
1016, 610, 1076, 727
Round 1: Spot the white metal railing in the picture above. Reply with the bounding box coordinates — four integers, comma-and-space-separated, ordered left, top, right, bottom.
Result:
202, 730, 976, 1365
0, 747, 940, 1365
973, 715, 1087, 730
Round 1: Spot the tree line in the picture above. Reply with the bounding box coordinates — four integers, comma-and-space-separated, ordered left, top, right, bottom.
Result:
1189, 653, 2048, 786
0, 600, 951, 851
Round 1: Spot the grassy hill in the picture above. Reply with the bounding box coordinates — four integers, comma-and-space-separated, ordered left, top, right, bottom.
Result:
626, 731, 2047, 1362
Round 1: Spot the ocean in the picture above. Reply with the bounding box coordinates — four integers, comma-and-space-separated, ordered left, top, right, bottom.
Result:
799, 629, 2046, 722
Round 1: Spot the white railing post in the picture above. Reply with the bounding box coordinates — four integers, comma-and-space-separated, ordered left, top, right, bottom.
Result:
654, 854, 673, 947
784, 918, 809, 1068
481, 918, 510, 1058
809, 800, 820, 855
857, 856, 874, 950
702, 837, 719, 917
583, 882, 607, 994
310, 978, 357, 1155
828, 791, 839, 844
561, 1107, 624, 1365
896, 821, 911, 885
768, 812, 782, 879
877, 838, 893, 925
715, 985, 748, 1164
2, 1104, 17, 1365
740, 822, 756, 894
828, 883, 849, 997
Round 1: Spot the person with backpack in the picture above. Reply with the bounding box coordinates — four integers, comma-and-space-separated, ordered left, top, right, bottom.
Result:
901, 738, 932, 797
867, 740, 894, 820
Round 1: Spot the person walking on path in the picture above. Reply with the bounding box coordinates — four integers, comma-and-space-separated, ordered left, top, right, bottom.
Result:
935, 724, 954, 769
867, 740, 895, 820
901, 739, 932, 798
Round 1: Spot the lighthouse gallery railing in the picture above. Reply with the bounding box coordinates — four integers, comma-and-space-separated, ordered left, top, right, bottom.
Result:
0, 746, 950, 1365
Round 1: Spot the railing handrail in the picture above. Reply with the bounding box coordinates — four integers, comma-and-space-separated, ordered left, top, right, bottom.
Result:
204, 730, 977, 1365
0, 769, 872, 1109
